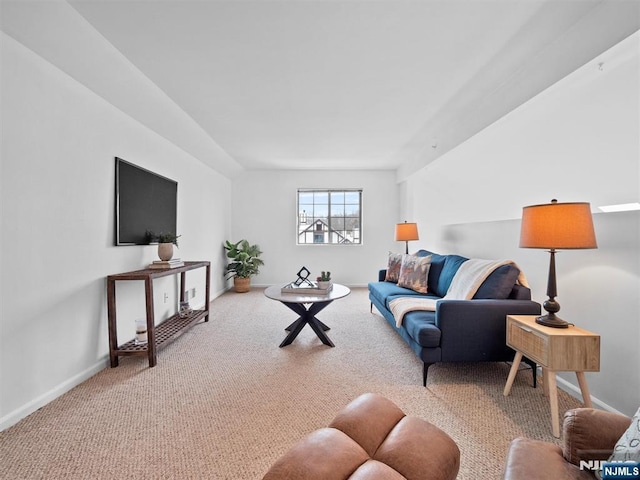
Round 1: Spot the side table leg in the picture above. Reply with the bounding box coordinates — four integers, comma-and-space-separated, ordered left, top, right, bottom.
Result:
503, 351, 523, 396
107, 279, 119, 368
576, 371, 593, 407
145, 278, 157, 368
541, 367, 549, 397
546, 370, 560, 438
204, 263, 211, 322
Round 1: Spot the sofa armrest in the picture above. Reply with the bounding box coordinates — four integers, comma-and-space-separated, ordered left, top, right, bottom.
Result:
563, 408, 632, 466
378, 269, 387, 281
435, 300, 541, 361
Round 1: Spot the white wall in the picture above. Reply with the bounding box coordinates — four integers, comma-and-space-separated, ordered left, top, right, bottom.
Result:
0, 34, 232, 429
400, 32, 640, 416
231, 170, 398, 287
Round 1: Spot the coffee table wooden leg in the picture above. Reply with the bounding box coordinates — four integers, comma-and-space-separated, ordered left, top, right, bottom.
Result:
279, 318, 306, 347
285, 318, 302, 331
316, 319, 330, 331
307, 318, 334, 347
504, 351, 522, 396
279, 301, 334, 347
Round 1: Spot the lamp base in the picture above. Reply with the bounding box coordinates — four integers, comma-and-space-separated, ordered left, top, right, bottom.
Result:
535, 314, 571, 329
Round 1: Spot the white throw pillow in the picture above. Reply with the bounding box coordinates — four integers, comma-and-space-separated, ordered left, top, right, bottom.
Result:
597, 407, 640, 479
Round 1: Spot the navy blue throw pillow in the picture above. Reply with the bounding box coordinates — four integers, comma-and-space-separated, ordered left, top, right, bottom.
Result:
435, 255, 468, 298
473, 265, 520, 299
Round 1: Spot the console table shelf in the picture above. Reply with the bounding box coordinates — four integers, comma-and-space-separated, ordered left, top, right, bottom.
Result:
107, 261, 210, 367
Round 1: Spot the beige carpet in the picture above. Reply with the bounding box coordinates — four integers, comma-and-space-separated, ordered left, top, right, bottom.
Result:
0, 287, 582, 479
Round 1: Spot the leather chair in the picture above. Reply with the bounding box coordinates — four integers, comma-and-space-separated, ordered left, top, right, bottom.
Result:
263, 393, 460, 480
503, 408, 632, 480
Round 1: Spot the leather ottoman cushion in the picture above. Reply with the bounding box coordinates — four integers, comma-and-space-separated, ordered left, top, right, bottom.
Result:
374, 416, 460, 480
263, 393, 460, 480
262, 427, 369, 480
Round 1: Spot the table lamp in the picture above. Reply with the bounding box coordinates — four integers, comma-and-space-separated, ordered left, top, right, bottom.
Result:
395, 221, 419, 254
519, 199, 597, 328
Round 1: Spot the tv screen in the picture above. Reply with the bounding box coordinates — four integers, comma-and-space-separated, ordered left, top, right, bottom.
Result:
115, 157, 178, 246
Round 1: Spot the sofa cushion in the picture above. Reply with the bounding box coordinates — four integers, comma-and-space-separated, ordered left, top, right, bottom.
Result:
385, 252, 404, 283
474, 264, 520, 299
398, 255, 432, 293
433, 255, 468, 298
402, 310, 440, 348
368, 282, 425, 308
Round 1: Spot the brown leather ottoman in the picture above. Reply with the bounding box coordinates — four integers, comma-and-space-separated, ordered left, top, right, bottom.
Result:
263, 393, 460, 480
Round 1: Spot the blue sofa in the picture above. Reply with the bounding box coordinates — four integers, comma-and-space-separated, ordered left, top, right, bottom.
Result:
368, 249, 541, 386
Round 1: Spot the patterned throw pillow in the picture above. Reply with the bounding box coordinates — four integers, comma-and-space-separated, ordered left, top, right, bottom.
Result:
397, 254, 432, 293
608, 407, 640, 462
385, 252, 403, 283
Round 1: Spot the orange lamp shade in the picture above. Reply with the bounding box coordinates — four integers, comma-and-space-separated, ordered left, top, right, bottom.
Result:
395, 222, 419, 242
520, 201, 597, 250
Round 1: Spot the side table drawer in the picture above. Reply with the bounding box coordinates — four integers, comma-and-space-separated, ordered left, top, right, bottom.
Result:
507, 320, 548, 364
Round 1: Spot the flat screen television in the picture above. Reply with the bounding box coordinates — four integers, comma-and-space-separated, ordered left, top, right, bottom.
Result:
115, 157, 178, 246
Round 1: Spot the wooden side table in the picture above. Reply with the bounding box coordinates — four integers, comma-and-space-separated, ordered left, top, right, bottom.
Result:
107, 261, 211, 368
503, 315, 600, 437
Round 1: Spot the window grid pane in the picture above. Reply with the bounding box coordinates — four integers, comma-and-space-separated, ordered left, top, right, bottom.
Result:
297, 189, 362, 245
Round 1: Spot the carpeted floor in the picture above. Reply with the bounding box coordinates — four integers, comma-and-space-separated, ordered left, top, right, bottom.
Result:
0, 287, 583, 479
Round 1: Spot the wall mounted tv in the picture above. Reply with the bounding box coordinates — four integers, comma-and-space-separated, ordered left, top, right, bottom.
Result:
115, 157, 178, 246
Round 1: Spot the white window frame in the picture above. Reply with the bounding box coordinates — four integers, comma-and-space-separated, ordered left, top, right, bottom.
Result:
296, 189, 363, 245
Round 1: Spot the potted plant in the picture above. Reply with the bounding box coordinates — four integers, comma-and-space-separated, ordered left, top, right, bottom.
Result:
224, 239, 264, 293
147, 231, 181, 261
317, 271, 331, 290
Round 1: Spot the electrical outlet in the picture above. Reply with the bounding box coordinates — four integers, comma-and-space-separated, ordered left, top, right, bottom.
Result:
163, 292, 169, 303
184, 290, 190, 302
190, 287, 196, 298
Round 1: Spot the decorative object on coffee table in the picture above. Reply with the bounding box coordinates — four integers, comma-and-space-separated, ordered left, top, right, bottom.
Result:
293, 266, 313, 287
281, 267, 332, 294
224, 239, 264, 293
395, 220, 419, 254
317, 271, 331, 289
519, 199, 597, 328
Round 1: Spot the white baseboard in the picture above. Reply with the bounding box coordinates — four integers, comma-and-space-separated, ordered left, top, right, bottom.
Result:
545, 368, 625, 416
1, 288, 231, 432
1, 359, 109, 431
1, 290, 230, 433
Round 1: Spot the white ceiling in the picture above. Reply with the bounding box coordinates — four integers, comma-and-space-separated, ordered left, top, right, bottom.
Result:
7, 1, 640, 177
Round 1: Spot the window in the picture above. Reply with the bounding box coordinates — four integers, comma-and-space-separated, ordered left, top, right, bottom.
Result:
297, 189, 362, 245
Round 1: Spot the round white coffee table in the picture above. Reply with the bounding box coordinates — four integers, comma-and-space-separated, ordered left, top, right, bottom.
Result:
264, 283, 351, 347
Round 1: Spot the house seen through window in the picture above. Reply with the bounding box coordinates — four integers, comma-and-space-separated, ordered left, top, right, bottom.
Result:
297, 189, 362, 245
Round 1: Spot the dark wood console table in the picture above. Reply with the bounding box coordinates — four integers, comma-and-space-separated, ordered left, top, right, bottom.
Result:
107, 261, 210, 367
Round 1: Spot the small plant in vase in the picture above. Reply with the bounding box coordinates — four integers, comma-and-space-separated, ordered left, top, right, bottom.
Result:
147, 230, 181, 261
317, 271, 332, 289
